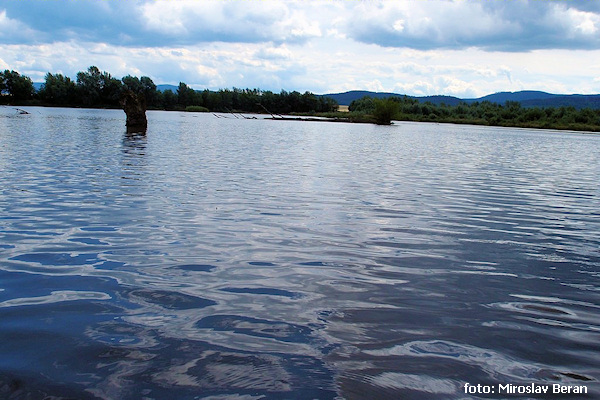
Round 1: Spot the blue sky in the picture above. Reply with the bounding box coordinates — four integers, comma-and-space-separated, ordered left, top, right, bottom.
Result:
1, 0, 599, 97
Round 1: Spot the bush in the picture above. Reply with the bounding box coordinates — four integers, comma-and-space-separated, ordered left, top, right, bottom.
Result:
373, 98, 399, 125
349, 96, 375, 113
185, 105, 209, 112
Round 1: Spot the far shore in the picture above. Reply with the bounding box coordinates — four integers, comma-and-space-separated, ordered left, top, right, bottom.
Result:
4, 103, 600, 133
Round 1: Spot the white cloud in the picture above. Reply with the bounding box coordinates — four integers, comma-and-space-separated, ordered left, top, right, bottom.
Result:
436, 76, 477, 98
0, 57, 10, 70
139, 0, 321, 45
566, 8, 600, 35
0, 1, 598, 97
0, 9, 38, 43
255, 45, 293, 61
393, 19, 405, 33
2, 37, 599, 97
393, 80, 436, 97
2, 0, 600, 51
346, 0, 600, 51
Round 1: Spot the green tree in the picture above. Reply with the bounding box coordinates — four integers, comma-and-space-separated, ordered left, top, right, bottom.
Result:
574, 108, 598, 125
99, 72, 122, 106
318, 96, 338, 112
161, 89, 177, 110
76, 66, 102, 106
39, 72, 77, 105
349, 96, 375, 113
373, 98, 399, 125
122, 75, 159, 107
140, 76, 158, 107
121, 75, 143, 93
0, 70, 34, 102
218, 89, 234, 110
76, 66, 122, 107
177, 82, 200, 107
520, 107, 544, 123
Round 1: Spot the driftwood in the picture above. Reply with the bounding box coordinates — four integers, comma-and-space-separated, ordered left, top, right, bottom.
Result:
2, 106, 30, 115
256, 103, 284, 119
120, 90, 147, 130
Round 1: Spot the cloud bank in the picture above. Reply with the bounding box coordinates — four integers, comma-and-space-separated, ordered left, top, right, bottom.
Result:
3, 0, 599, 50
0, 0, 599, 97
348, 1, 600, 51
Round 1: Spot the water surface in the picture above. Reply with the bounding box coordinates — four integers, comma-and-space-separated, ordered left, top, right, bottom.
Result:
0, 107, 599, 399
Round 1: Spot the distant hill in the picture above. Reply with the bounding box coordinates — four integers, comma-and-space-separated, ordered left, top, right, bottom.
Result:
320, 91, 464, 106
520, 94, 600, 109
323, 90, 400, 105
157, 84, 178, 92
419, 95, 463, 106
321, 90, 600, 109
469, 91, 559, 103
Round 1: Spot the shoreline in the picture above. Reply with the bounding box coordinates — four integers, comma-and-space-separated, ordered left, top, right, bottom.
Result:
5, 103, 600, 133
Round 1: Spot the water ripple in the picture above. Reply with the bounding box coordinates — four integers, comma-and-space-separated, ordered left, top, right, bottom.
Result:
0, 291, 111, 308
0, 109, 598, 399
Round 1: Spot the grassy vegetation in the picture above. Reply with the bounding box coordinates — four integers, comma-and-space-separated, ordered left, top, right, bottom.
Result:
349, 95, 600, 132
185, 105, 209, 112
290, 111, 376, 124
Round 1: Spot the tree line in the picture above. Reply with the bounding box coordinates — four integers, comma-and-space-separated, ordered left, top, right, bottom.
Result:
2, 66, 599, 130
349, 95, 600, 131
0, 66, 338, 114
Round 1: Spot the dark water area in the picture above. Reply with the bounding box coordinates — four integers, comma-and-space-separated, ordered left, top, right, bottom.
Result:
0, 107, 599, 399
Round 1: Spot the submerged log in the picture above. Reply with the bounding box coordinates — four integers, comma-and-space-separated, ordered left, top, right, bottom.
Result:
120, 90, 147, 130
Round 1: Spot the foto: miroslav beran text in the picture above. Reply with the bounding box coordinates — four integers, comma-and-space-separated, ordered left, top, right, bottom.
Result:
464, 382, 588, 395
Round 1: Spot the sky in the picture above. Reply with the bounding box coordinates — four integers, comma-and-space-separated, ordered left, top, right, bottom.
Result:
1, 0, 599, 98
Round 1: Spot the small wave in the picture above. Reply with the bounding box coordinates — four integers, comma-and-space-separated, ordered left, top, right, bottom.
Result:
364, 340, 548, 381
220, 287, 301, 298
368, 372, 458, 394
11, 252, 100, 266
0, 290, 110, 308
128, 289, 217, 310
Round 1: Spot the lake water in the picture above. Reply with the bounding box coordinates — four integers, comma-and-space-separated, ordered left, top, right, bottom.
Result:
0, 107, 599, 399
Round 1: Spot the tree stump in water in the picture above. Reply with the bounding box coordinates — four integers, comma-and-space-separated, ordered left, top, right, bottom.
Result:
120, 90, 147, 130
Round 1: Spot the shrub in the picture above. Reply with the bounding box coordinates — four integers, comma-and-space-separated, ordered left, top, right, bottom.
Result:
373, 98, 399, 125
185, 105, 209, 112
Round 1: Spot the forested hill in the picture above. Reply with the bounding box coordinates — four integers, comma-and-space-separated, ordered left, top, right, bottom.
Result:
322, 90, 600, 109
520, 94, 600, 109
474, 91, 558, 103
